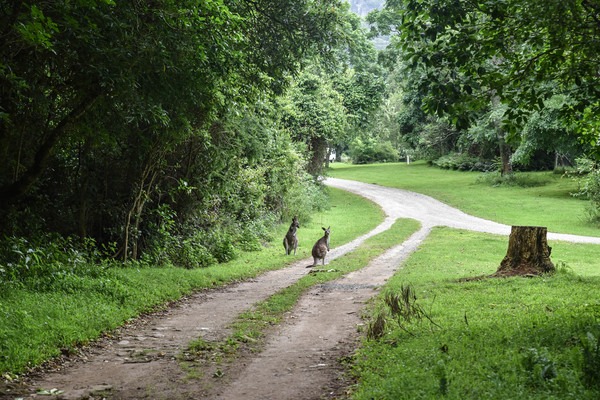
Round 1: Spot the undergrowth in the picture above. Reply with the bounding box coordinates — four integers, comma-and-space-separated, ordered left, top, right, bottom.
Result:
476, 171, 552, 188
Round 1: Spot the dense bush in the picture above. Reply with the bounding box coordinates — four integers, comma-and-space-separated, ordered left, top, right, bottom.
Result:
349, 137, 399, 164
572, 158, 600, 224
0, 234, 119, 293
433, 153, 494, 172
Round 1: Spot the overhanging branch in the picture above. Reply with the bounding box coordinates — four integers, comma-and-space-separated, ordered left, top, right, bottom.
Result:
0, 91, 100, 203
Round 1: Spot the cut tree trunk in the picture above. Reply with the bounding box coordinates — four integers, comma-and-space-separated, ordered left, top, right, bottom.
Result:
495, 226, 555, 277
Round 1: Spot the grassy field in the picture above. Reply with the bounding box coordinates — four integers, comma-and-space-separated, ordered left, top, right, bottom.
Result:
329, 161, 600, 237
351, 228, 600, 399
0, 187, 385, 376
326, 162, 600, 399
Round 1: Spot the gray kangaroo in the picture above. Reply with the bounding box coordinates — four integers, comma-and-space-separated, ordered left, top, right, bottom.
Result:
310, 226, 330, 267
283, 216, 300, 255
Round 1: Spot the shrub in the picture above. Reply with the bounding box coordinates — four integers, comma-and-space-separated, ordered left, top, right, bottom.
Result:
349, 138, 399, 164
476, 172, 551, 188
571, 157, 600, 224
0, 234, 102, 286
172, 236, 217, 269
433, 153, 494, 172
0, 234, 128, 300
278, 170, 328, 224
236, 215, 276, 252
581, 331, 600, 389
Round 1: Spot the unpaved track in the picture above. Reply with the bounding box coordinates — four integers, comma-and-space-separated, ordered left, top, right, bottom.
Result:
9, 178, 600, 400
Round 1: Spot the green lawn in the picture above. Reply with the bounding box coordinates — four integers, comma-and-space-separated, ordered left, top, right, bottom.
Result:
328, 162, 600, 399
352, 228, 600, 399
329, 161, 599, 237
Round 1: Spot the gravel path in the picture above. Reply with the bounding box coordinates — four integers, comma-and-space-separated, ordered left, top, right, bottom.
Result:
10, 178, 600, 400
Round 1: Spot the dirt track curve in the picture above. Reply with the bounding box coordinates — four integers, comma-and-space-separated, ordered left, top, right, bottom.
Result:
7, 178, 600, 400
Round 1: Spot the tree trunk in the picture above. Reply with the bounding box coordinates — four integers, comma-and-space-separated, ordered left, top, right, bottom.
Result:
308, 136, 327, 177
498, 139, 513, 176
495, 226, 555, 277
0, 92, 100, 205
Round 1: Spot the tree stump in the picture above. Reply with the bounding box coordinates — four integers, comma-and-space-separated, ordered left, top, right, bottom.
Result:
495, 226, 555, 277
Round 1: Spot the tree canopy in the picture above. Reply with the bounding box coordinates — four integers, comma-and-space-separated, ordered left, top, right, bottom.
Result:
0, 0, 358, 263
0, 0, 346, 202
370, 0, 600, 157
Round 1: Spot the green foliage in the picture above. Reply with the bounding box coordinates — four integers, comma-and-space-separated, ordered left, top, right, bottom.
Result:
349, 137, 399, 164
512, 95, 581, 168
577, 103, 600, 159
364, 0, 590, 176
0, 235, 107, 289
476, 172, 552, 188
580, 330, 600, 389
277, 5, 386, 176
381, 0, 600, 154
0, 0, 352, 265
572, 158, 600, 224
15, 4, 59, 49
280, 68, 350, 176
433, 153, 493, 172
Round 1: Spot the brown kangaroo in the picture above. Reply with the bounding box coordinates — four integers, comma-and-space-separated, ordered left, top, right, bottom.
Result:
283, 216, 300, 255
310, 226, 330, 267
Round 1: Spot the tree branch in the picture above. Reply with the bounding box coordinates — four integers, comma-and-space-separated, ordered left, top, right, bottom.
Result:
0, 0, 25, 39
0, 91, 100, 204
582, 0, 600, 30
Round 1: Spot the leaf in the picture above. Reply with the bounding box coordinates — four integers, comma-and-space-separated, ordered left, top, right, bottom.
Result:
36, 388, 65, 396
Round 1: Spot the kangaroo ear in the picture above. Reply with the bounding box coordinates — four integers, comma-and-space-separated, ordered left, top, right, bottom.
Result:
322, 227, 326, 231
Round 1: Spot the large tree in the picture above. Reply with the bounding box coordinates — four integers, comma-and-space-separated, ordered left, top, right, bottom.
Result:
280, 68, 349, 176
374, 0, 600, 156
279, 4, 386, 172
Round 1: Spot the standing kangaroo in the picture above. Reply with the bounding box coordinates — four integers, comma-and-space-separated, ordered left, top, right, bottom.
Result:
283, 216, 300, 255
310, 226, 330, 267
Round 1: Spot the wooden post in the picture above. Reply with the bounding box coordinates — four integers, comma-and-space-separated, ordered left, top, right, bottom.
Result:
495, 226, 555, 277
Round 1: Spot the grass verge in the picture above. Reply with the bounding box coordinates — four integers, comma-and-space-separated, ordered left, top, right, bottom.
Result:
351, 227, 600, 399
0, 187, 384, 376
328, 161, 600, 237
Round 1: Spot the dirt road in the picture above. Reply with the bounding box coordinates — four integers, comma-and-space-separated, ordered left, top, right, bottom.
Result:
9, 178, 600, 400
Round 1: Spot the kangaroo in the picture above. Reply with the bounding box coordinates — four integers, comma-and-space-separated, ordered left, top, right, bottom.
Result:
310, 226, 330, 267
283, 216, 300, 255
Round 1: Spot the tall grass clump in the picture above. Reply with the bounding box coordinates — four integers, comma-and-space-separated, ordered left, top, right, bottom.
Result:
476, 171, 551, 188
580, 330, 600, 390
